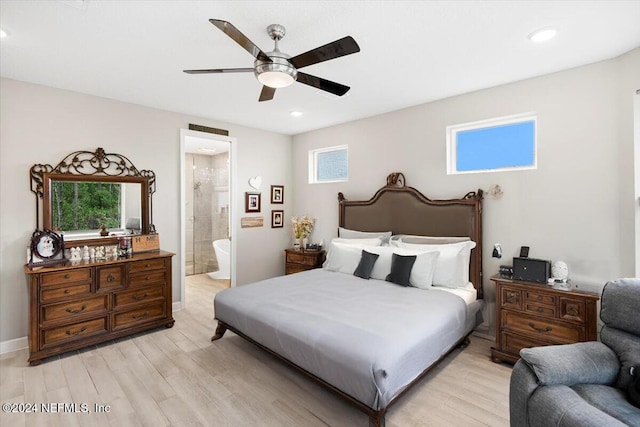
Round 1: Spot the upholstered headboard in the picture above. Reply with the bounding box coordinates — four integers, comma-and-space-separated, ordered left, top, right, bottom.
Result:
338, 173, 484, 298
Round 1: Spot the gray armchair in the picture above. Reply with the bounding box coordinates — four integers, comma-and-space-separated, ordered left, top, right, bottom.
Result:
510, 278, 640, 427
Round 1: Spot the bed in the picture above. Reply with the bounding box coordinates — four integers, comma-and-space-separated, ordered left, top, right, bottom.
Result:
212, 173, 484, 427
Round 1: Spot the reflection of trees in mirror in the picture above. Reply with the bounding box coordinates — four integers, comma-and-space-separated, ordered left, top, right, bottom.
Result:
52, 181, 121, 231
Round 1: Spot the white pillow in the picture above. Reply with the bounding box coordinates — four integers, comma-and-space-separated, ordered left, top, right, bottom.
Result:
338, 227, 392, 244
331, 237, 382, 247
322, 242, 363, 274
353, 246, 440, 289
394, 248, 440, 289
395, 240, 476, 288
392, 234, 470, 245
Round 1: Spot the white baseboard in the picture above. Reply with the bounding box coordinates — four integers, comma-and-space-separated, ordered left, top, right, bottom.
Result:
173, 301, 183, 312
0, 336, 28, 355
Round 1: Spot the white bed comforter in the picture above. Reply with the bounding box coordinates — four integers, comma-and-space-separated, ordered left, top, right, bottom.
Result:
214, 268, 475, 409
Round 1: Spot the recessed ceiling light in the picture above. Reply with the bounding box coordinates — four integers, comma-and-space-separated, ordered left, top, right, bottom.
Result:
528, 27, 557, 43
0, 28, 8, 38
290, 111, 303, 117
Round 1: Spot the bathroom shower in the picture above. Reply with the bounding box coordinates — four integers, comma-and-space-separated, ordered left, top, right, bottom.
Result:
185, 151, 230, 276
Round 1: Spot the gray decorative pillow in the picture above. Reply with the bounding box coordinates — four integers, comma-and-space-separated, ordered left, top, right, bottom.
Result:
385, 253, 416, 287
353, 250, 379, 280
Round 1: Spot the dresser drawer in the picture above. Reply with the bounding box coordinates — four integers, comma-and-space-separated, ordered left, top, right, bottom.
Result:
97, 266, 125, 292
41, 268, 91, 286
42, 295, 109, 322
129, 259, 166, 274
41, 283, 92, 303
501, 332, 551, 355
114, 286, 164, 309
286, 252, 318, 266
112, 302, 165, 331
502, 311, 583, 343
524, 302, 556, 318
525, 291, 556, 305
560, 297, 586, 323
129, 271, 166, 288
42, 317, 108, 348
500, 287, 522, 310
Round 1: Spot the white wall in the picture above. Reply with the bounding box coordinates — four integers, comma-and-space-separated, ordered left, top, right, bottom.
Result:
292, 48, 640, 334
0, 78, 292, 345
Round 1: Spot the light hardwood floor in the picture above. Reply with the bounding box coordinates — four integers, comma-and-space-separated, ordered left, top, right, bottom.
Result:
1, 274, 512, 427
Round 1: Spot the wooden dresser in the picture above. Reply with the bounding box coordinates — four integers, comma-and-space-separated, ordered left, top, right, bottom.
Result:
25, 250, 175, 365
491, 275, 599, 364
284, 249, 326, 275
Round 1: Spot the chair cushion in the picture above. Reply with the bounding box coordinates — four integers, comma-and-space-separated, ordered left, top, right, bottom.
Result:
528, 385, 628, 427
601, 325, 640, 390
572, 384, 640, 427
520, 342, 619, 386
601, 279, 640, 336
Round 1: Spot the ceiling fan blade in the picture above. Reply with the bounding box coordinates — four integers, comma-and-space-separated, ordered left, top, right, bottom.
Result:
209, 19, 272, 63
296, 72, 350, 96
183, 68, 254, 74
289, 36, 360, 69
259, 86, 276, 102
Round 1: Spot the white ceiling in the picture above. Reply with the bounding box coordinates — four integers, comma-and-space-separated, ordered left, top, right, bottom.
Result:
1, 1, 639, 136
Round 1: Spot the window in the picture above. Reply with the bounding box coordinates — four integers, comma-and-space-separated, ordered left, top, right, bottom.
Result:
309, 145, 348, 183
447, 113, 537, 174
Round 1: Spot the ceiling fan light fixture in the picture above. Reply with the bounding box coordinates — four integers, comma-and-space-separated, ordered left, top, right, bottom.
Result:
255, 56, 297, 88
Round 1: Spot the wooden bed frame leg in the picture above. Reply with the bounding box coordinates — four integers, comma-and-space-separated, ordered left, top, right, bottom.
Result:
369, 413, 385, 427
211, 322, 227, 341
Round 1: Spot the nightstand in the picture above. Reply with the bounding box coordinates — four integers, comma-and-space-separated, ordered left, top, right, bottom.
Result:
490, 275, 600, 364
284, 249, 326, 275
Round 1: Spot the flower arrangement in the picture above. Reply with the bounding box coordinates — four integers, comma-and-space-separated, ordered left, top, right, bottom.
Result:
291, 215, 315, 239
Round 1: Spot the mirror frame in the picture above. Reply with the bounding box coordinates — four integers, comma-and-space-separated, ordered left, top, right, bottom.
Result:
30, 147, 155, 246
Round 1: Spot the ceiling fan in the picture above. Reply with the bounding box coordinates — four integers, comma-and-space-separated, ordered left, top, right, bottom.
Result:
184, 19, 360, 102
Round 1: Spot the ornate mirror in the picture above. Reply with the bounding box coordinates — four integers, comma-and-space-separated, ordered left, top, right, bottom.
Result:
30, 147, 156, 246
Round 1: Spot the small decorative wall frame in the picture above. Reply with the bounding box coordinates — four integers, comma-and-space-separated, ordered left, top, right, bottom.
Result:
271, 185, 284, 204
271, 210, 284, 228
28, 229, 66, 267
245, 192, 261, 213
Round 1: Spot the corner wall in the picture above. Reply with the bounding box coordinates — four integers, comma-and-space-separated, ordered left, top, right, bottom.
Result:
291, 48, 640, 334
0, 78, 292, 346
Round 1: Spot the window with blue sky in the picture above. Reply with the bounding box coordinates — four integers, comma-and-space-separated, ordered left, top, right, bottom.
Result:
447, 113, 537, 174
308, 145, 348, 183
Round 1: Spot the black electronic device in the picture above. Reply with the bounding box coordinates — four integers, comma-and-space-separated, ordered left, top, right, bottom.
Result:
519, 246, 530, 258
513, 257, 550, 283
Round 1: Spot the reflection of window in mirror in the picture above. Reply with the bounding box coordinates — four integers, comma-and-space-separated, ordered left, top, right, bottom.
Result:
51, 181, 142, 237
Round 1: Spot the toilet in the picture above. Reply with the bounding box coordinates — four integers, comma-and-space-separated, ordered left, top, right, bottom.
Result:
208, 238, 230, 280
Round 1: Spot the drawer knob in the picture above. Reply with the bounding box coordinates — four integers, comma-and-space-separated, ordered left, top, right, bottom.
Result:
145, 263, 151, 268
536, 307, 544, 313
145, 276, 150, 281
65, 326, 87, 336
132, 311, 148, 320
65, 304, 87, 314
528, 322, 552, 333
64, 274, 70, 279
107, 273, 116, 282
132, 293, 148, 301
506, 292, 517, 304
536, 296, 543, 301
64, 289, 71, 294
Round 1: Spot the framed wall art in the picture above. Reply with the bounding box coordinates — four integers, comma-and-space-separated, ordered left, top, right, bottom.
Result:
245, 192, 261, 213
271, 185, 284, 204
271, 210, 284, 228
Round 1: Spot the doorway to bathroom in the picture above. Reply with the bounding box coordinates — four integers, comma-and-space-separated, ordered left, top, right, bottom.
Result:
180, 129, 236, 311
